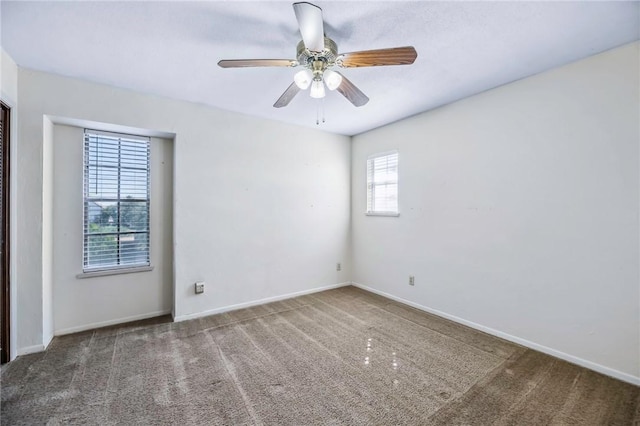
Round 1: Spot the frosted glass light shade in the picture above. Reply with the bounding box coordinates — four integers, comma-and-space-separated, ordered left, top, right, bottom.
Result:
294, 70, 313, 89
310, 80, 326, 98
324, 69, 343, 91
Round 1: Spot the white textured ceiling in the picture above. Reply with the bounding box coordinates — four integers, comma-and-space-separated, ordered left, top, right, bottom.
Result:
1, 1, 638, 136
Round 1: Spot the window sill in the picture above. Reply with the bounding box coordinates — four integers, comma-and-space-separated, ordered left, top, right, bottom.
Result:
76, 265, 154, 279
366, 212, 400, 217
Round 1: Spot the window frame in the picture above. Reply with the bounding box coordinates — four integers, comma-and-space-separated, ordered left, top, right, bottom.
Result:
366, 150, 399, 217
81, 129, 151, 274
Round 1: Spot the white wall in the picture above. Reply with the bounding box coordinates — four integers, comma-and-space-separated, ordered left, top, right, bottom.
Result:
1, 49, 19, 360
1, 50, 18, 103
16, 69, 351, 351
52, 125, 174, 334
173, 117, 352, 320
352, 42, 640, 383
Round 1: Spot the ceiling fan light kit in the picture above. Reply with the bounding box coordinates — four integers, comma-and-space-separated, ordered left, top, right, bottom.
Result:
324, 69, 342, 91
294, 69, 313, 90
218, 1, 417, 117
310, 80, 326, 99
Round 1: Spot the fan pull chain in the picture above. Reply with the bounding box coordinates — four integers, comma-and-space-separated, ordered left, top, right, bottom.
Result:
315, 99, 326, 125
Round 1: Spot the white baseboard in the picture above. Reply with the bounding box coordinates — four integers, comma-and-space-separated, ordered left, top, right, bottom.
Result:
174, 282, 351, 322
17, 344, 45, 356
351, 282, 640, 387
54, 309, 172, 336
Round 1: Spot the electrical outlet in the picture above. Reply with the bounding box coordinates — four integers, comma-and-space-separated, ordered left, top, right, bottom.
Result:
409, 276, 415, 286
336, 263, 342, 271
195, 282, 205, 294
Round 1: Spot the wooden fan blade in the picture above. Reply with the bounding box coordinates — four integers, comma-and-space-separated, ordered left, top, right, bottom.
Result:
335, 72, 369, 107
337, 46, 417, 68
274, 82, 302, 108
218, 59, 297, 68
293, 2, 325, 52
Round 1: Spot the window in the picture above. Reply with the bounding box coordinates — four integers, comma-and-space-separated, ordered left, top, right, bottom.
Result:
366, 150, 399, 216
83, 130, 150, 272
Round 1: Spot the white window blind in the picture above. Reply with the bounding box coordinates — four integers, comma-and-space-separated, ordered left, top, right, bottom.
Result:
83, 130, 150, 272
367, 151, 399, 215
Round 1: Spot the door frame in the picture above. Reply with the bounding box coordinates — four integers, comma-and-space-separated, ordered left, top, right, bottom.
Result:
1, 101, 10, 364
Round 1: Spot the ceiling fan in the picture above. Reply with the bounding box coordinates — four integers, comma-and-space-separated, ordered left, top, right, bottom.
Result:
218, 2, 418, 109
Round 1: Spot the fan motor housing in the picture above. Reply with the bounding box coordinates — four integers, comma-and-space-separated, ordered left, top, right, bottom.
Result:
297, 37, 338, 69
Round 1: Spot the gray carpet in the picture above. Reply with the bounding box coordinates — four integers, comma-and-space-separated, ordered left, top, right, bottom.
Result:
1, 286, 638, 425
